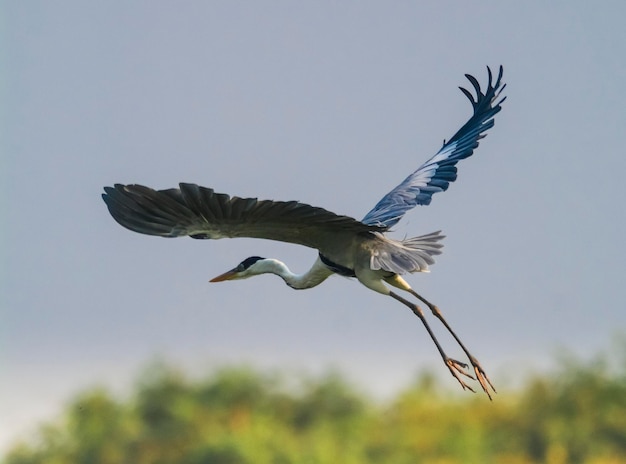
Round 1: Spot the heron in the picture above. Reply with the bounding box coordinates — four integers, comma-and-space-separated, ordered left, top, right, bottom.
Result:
103, 66, 505, 398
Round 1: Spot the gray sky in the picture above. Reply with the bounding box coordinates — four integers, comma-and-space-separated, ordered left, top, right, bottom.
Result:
3, 0, 626, 451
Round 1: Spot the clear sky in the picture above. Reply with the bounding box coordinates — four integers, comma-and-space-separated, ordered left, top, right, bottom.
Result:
3, 0, 626, 452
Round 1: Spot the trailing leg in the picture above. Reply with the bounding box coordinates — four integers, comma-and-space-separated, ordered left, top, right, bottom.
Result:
389, 291, 476, 393
408, 289, 496, 399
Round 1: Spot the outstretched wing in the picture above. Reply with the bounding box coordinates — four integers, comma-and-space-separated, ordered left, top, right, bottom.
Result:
362, 66, 506, 228
102, 183, 384, 250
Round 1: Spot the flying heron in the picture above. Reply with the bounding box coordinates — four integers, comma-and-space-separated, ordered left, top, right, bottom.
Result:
103, 66, 505, 398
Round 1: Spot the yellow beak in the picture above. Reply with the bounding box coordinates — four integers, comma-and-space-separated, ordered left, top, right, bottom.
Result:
209, 269, 238, 282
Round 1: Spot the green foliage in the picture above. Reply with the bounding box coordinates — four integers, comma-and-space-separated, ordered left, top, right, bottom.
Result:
5, 346, 626, 464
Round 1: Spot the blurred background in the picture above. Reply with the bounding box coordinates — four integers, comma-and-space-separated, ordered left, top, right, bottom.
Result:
3, 1, 626, 461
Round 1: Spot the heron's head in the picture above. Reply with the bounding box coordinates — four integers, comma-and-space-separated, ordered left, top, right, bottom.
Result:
209, 256, 268, 282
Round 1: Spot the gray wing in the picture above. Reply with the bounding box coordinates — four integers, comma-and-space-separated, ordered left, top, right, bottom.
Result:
102, 183, 384, 250
362, 66, 506, 228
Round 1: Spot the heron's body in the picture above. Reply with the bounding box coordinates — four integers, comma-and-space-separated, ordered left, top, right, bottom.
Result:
103, 66, 506, 398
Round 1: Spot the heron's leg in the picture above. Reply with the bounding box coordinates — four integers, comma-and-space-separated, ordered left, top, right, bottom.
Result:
407, 289, 496, 399
388, 291, 476, 394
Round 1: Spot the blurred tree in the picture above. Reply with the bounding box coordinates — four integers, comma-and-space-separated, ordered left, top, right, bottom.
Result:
517, 347, 626, 463
5, 341, 626, 464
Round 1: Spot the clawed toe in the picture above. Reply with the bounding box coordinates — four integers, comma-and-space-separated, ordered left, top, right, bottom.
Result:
469, 356, 496, 400
445, 358, 476, 392
444, 356, 496, 399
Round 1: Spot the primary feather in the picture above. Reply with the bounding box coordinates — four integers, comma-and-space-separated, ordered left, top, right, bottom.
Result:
102, 183, 384, 251
361, 65, 506, 228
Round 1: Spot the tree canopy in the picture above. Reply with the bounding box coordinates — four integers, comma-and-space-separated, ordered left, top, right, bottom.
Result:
5, 345, 626, 464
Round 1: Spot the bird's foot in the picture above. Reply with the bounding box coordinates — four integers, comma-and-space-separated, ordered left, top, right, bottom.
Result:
445, 357, 476, 393
469, 356, 496, 400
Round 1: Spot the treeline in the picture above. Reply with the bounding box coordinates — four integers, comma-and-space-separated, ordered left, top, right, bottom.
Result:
5, 347, 626, 464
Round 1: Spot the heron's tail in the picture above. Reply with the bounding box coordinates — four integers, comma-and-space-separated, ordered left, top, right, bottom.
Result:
370, 231, 445, 274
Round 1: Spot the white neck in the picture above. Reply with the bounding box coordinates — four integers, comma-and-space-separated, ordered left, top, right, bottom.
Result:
253, 257, 334, 289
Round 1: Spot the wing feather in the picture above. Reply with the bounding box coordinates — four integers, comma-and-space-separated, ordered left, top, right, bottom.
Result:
102, 183, 384, 250
362, 66, 506, 227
